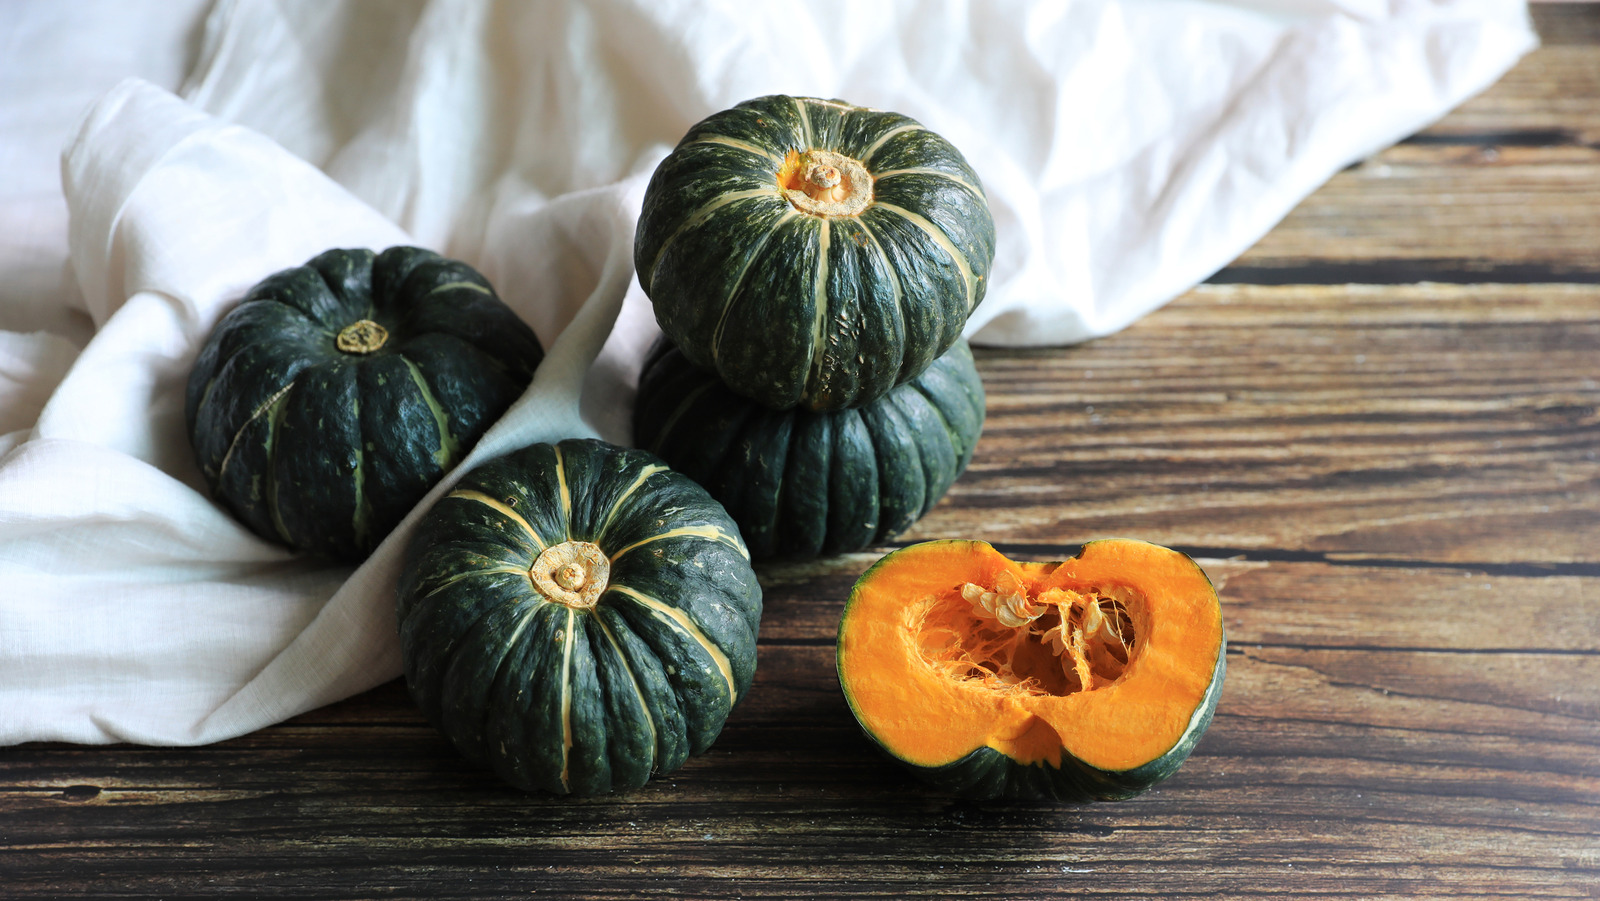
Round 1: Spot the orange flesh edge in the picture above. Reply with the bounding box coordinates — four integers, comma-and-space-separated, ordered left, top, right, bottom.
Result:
776, 150, 804, 191
837, 539, 1223, 772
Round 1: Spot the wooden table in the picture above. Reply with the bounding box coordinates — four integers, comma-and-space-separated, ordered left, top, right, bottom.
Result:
7, 5, 1598, 898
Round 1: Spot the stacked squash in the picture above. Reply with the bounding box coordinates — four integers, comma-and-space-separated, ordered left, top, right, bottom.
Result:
632, 94, 996, 559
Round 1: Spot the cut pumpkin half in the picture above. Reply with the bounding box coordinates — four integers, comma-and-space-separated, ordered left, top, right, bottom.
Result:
836, 538, 1225, 801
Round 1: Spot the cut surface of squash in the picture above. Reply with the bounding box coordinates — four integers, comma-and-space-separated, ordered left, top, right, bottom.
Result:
836, 539, 1225, 799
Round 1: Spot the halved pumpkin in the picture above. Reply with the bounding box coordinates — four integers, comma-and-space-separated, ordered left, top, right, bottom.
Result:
836, 539, 1225, 801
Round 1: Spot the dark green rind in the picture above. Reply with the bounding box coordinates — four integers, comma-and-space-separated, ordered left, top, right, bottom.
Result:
644, 195, 797, 382
396, 438, 763, 796
187, 299, 327, 484
634, 94, 996, 412
633, 338, 985, 560
269, 360, 364, 558
675, 98, 808, 166
837, 540, 1227, 802
809, 216, 910, 406
693, 213, 825, 412
186, 246, 544, 560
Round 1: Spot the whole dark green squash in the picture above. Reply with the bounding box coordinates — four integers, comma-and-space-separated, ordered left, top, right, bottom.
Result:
635, 94, 996, 412
633, 337, 985, 560
397, 438, 762, 796
186, 246, 544, 560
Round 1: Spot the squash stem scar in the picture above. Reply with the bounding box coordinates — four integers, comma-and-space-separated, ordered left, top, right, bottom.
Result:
778, 150, 872, 217
530, 540, 609, 610
336, 319, 389, 354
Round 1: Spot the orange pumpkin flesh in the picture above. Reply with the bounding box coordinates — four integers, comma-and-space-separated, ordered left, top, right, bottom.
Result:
836, 538, 1225, 799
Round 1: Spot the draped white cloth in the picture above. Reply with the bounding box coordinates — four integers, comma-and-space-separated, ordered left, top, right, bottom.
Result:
0, 0, 1536, 745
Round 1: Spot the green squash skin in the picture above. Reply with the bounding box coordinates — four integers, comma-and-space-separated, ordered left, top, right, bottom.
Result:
635, 94, 997, 412
634, 339, 986, 560
185, 246, 544, 560
396, 439, 763, 796
837, 539, 1226, 802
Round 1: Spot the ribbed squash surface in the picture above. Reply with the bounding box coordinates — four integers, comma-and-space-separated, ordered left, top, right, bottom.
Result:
635, 94, 996, 412
634, 339, 985, 560
186, 246, 543, 560
397, 439, 762, 796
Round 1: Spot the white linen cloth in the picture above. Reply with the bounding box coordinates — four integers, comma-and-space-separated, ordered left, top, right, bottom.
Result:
0, 0, 1536, 745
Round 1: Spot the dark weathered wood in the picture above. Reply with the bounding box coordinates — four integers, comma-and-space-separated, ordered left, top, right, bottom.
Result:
944, 283, 1600, 570
3, 4, 1597, 899
1230, 15, 1600, 277
1231, 141, 1600, 272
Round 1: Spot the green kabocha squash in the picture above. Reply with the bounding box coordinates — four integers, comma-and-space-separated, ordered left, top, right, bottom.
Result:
397, 438, 762, 796
186, 246, 544, 561
837, 539, 1225, 801
634, 337, 985, 560
635, 94, 996, 412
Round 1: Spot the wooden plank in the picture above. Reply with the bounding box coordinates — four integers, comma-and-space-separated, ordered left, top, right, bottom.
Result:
947, 283, 1600, 565
1530, 2, 1600, 48
1230, 141, 1600, 271
1424, 44, 1600, 145
1225, 8, 1600, 277
1438, 11, 1600, 139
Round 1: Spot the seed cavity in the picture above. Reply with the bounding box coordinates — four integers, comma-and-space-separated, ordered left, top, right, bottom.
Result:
916, 572, 1141, 696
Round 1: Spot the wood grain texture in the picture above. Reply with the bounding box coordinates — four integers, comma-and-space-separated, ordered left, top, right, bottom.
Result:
3, 5, 1597, 899
1229, 7, 1600, 280
946, 283, 1600, 566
